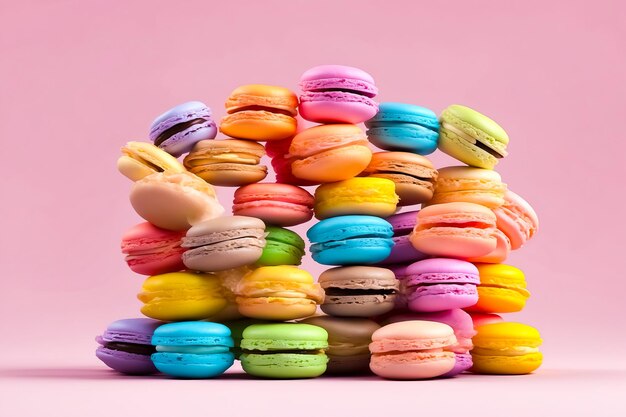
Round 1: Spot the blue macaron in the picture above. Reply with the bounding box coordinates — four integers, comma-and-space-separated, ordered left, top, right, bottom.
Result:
151, 321, 234, 378
307, 215, 394, 265
365, 102, 439, 155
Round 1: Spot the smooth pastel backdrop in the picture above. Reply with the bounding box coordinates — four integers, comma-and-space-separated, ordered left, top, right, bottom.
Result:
1, 0, 625, 415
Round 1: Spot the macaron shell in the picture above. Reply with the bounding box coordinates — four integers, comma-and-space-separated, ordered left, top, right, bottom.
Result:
370, 351, 456, 380
220, 111, 296, 141
299, 92, 378, 124
410, 227, 497, 259
406, 284, 478, 312
291, 144, 373, 183
311, 238, 394, 265
470, 352, 543, 375
96, 346, 158, 375
183, 242, 264, 272
236, 297, 318, 321
467, 264, 529, 313
494, 190, 539, 250
438, 128, 498, 169
379, 235, 429, 265
159, 120, 217, 157
129, 172, 224, 231
427, 166, 507, 208
151, 352, 234, 378
321, 295, 396, 317
233, 184, 314, 227
118, 141, 186, 181
240, 353, 328, 378
299, 65, 378, 97
257, 227, 305, 266
314, 177, 398, 219
441, 352, 473, 377
467, 228, 511, 264
225, 84, 298, 115
367, 124, 439, 155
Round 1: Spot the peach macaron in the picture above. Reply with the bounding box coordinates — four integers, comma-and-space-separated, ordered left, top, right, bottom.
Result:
289, 124, 372, 183
410, 202, 497, 259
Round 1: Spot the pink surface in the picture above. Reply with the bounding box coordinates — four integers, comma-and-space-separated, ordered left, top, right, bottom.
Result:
1, 0, 626, 415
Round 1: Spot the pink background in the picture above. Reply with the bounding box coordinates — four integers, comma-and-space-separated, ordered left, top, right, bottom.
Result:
1, 0, 625, 415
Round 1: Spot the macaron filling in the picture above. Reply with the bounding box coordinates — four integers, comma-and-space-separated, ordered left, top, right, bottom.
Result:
99, 341, 156, 356
229, 105, 296, 117
154, 118, 209, 147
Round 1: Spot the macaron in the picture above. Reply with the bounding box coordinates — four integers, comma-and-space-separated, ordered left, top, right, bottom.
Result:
129, 171, 224, 231
208, 266, 252, 322
314, 177, 399, 220
301, 316, 380, 374
181, 216, 265, 272
240, 323, 329, 378
470, 313, 504, 328
471, 322, 543, 375
235, 266, 324, 320
223, 318, 272, 359
117, 141, 185, 181
380, 309, 476, 377
365, 102, 439, 155
410, 202, 498, 259
220, 84, 298, 141
362, 152, 438, 206
265, 136, 318, 186
493, 190, 539, 250
95, 318, 161, 375
467, 228, 511, 264
233, 183, 314, 227
318, 266, 399, 317
256, 226, 305, 266
369, 321, 457, 379
307, 215, 394, 265
298, 65, 378, 124
403, 258, 480, 312
465, 264, 530, 313
426, 166, 507, 209
377, 211, 428, 265
138, 272, 227, 321
151, 321, 234, 378
149, 101, 217, 157
121, 222, 186, 276
183, 139, 267, 186
289, 124, 372, 183
439, 104, 509, 170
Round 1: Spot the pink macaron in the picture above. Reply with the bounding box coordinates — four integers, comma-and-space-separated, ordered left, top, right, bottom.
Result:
469, 312, 504, 328
380, 308, 476, 377
493, 190, 539, 250
298, 65, 379, 124
467, 228, 511, 264
121, 222, 186, 275
233, 183, 314, 227
403, 258, 479, 312
369, 321, 457, 380
410, 202, 498, 259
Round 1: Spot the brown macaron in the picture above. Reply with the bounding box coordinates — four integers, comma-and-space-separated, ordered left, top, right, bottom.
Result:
301, 316, 380, 374
319, 266, 399, 318
183, 139, 267, 186
181, 216, 266, 272
362, 151, 438, 206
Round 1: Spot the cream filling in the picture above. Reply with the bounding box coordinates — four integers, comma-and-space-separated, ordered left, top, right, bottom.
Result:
472, 346, 539, 356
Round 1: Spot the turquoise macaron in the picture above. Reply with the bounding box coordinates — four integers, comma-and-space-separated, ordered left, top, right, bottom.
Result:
365, 102, 439, 155
151, 321, 234, 378
307, 215, 394, 265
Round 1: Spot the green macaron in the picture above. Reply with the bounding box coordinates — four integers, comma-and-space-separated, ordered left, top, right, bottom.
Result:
239, 323, 328, 378
256, 227, 305, 266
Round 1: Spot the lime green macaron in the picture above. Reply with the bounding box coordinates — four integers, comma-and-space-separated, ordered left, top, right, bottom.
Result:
240, 323, 329, 378
256, 227, 305, 266
439, 105, 509, 170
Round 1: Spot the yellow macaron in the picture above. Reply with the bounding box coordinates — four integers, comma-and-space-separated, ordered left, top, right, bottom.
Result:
471, 322, 543, 374
466, 264, 530, 313
117, 141, 185, 181
314, 177, 399, 219
138, 271, 227, 321
235, 266, 324, 320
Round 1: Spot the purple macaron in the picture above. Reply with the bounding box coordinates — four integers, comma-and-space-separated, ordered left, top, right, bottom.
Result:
378, 211, 428, 265
380, 308, 476, 377
298, 65, 379, 124
96, 318, 162, 375
149, 101, 217, 157
404, 258, 479, 312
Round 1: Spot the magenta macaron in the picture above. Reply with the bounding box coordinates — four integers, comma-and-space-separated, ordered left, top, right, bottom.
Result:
404, 258, 479, 312
298, 65, 379, 124
121, 222, 186, 276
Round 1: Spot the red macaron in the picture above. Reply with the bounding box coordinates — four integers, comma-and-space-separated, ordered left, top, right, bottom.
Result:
121, 222, 186, 275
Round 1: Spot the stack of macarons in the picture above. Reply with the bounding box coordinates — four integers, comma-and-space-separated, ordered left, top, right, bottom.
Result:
98, 64, 543, 381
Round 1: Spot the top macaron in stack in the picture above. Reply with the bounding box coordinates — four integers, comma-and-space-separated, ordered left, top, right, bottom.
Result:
103, 64, 542, 380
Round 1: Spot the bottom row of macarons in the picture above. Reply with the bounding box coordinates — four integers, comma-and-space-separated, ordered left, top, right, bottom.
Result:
96, 316, 543, 379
